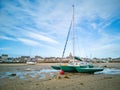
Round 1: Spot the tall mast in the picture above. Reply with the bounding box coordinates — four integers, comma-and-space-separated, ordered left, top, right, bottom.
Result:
72, 5, 75, 61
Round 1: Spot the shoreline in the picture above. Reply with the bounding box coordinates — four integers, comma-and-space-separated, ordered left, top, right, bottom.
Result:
0, 63, 59, 66
0, 62, 120, 68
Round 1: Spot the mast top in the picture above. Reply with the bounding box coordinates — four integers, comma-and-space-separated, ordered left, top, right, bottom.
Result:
72, 4, 74, 7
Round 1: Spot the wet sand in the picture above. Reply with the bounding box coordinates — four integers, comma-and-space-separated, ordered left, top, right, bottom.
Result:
0, 63, 120, 90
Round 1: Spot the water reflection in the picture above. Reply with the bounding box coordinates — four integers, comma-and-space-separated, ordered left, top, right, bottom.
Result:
94, 68, 120, 74
0, 68, 120, 80
0, 69, 59, 80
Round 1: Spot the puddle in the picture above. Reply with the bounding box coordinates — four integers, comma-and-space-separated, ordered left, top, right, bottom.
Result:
39, 74, 46, 79
94, 68, 120, 74
0, 69, 59, 80
40, 69, 58, 73
0, 68, 120, 80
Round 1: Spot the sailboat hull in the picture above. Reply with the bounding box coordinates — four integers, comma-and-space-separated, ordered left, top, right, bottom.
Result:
60, 65, 77, 72
75, 67, 103, 73
51, 66, 61, 70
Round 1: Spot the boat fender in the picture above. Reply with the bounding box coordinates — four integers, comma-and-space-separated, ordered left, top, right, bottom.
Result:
59, 70, 64, 75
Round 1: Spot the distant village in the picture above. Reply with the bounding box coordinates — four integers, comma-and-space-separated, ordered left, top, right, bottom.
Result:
0, 54, 120, 63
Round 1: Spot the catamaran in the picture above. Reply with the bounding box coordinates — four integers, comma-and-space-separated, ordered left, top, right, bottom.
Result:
51, 5, 103, 73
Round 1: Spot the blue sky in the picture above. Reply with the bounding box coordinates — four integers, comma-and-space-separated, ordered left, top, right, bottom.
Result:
0, 0, 120, 58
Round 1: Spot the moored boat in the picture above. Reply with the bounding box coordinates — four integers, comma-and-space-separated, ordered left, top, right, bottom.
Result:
26, 61, 36, 65
75, 66, 104, 73
26, 58, 36, 65
51, 5, 104, 73
60, 65, 77, 72
51, 66, 61, 70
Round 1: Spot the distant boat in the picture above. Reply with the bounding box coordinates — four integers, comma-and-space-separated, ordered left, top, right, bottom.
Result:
26, 58, 36, 65
26, 61, 36, 65
51, 5, 103, 73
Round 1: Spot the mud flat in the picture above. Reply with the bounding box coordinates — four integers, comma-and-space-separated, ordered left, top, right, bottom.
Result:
0, 63, 120, 90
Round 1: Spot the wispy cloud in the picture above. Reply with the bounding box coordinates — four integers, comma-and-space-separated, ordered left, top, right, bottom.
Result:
17, 38, 41, 46
26, 31, 59, 44
0, 0, 120, 57
0, 35, 16, 41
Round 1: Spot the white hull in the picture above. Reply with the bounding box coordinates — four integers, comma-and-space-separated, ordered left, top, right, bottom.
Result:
26, 62, 36, 65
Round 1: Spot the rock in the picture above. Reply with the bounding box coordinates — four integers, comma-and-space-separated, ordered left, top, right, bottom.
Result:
53, 75, 62, 80
47, 88, 50, 90
48, 78, 51, 80
10, 73, 16, 76
57, 76, 61, 79
103, 65, 107, 68
104, 77, 112, 79
36, 83, 39, 85
80, 83, 84, 85
64, 75, 69, 79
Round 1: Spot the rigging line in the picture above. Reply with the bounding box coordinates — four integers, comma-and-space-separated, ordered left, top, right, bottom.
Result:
76, 33, 81, 57
72, 4, 75, 61
62, 20, 72, 58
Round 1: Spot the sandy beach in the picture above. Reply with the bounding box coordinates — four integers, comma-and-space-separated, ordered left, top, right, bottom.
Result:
0, 63, 120, 90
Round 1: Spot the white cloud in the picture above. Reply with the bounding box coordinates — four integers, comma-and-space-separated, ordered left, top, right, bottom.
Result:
17, 38, 41, 46
26, 31, 59, 44
78, 0, 120, 19
0, 35, 16, 41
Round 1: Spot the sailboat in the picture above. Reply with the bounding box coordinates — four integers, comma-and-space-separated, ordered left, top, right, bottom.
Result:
26, 58, 36, 65
51, 5, 104, 73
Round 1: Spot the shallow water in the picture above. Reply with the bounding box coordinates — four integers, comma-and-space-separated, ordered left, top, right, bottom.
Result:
0, 67, 120, 80
0, 68, 59, 80
94, 68, 120, 74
